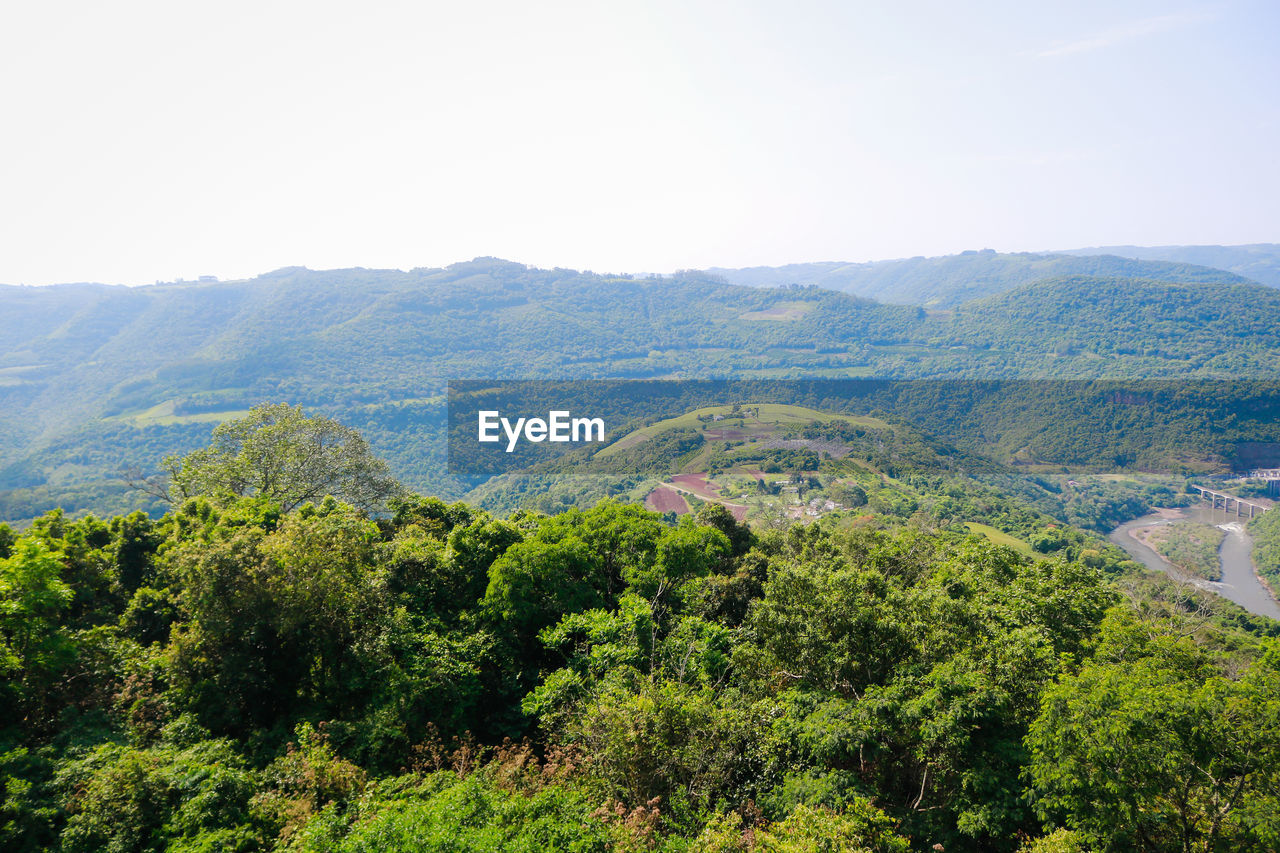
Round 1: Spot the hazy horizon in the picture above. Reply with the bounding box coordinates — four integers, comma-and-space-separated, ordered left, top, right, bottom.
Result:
6, 240, 1280, 289
2, 1, 1277, 286
0, 240, 1271, 289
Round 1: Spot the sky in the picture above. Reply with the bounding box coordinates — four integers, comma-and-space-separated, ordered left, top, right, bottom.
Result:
1, 0, 1277, 285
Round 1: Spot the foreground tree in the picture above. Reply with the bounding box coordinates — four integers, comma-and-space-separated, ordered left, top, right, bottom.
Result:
162, 403, 401, 512
1026, 614, 1280, 851
0, 539, 75, 714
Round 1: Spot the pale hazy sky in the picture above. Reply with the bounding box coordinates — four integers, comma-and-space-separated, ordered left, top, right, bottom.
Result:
1, 0, 1276, 285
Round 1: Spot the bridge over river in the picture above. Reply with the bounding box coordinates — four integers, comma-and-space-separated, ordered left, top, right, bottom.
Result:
1190, 485, 1268, 518
1110, 504, 1280, 620
1107, 487, 1276, 618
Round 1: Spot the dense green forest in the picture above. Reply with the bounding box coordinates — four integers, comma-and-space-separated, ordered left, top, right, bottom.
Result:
4, 410, 1279, 851
938, 277, 1280, 369
6, 257, 1280, 526
708, 250, 1252, 307
1250, 509, 1280, 590
1060, 244, 1280, 289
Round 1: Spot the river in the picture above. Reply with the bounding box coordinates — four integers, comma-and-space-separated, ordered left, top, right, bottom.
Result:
1109, 505, 1280, 620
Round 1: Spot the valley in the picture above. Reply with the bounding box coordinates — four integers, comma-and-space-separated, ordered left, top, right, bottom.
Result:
7, 2, 1279, 845
5, 256, 1280, 526
1111, 504, 1280, 619
7, 250, 1280, 852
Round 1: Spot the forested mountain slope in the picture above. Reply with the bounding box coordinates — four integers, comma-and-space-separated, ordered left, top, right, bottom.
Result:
935, 276, 1280, 371
4, 259, 1280, 522
1061, 243, 1280, 288
707, 249, 1252, 306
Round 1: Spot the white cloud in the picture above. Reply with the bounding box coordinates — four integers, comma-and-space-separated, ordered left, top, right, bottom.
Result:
1035, 10, 1212, 58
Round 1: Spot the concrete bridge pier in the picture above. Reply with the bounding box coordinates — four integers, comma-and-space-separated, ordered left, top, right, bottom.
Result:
1192, 484, 1265, 519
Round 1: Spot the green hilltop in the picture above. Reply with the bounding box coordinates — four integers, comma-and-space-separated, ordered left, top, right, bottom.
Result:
460, 395, 1226, 551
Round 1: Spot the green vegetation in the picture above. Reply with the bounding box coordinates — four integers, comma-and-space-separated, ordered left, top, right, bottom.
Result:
156, 403, 402, 513
109, 400, 253, 427
1139, 522, 1226, 581
1025, 618, 1280, 851
465, 400, 1082, 550
962, 522, 1035, 557
1, 491, 1274, 851
1060, 243, 1280, 289
709, 250, 1253, 307
462, 399, 1227, 599
598, 403, 889, 459
1250, 509, 1280, 591
941, 277, 1280, 372
3, 416, 1278, 851
6, 260, 1280, 523
1054, 475, 1192, 533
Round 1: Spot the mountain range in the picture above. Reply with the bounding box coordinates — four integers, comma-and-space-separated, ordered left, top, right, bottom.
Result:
707, 245, 1273, 306
3, 246, 1279, 523
1058, 244, 1280, 289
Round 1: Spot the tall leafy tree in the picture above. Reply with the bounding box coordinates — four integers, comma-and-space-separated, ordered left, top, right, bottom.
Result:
164, 403, 401, 512
0, 538, 74, 714
1026, 618, 1280, 851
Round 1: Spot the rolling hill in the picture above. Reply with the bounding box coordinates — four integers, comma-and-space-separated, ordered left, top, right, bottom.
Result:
937, 275, 1280, 369
707, 249, 1253, 306
1060, 243, 1280, 289
4, 259, 1280, 522
461, 400, 1065, 542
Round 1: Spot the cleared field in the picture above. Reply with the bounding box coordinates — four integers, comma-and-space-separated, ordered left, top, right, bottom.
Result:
0, 364, 45, 386
669, 473, 721, 500
661, 473, 749, 520
645, 484, 689, 514
964, 522, 1035, 557
111, 400, 251, 427
733, 366, 878, 378
736, 301, 816, 321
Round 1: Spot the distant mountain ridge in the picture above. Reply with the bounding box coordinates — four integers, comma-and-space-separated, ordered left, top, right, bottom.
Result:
4, 258, 1280, 523
706, 249, 1255, 307
1057, 244, 1280, 289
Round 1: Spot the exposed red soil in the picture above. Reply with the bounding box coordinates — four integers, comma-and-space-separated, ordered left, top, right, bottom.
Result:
645, 485, 689, 514
664, 474, 748, 521
669, 473, 721, 500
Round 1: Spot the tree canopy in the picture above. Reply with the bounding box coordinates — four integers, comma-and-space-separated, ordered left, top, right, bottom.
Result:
4, 483, 1276, 851
3, 410, 1280, 851
163, 403, 402, 512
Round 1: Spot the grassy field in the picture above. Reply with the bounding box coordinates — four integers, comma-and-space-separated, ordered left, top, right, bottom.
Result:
964, 522, 1036, 557
736, 301, 817, 321
110, 400, 252, 427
